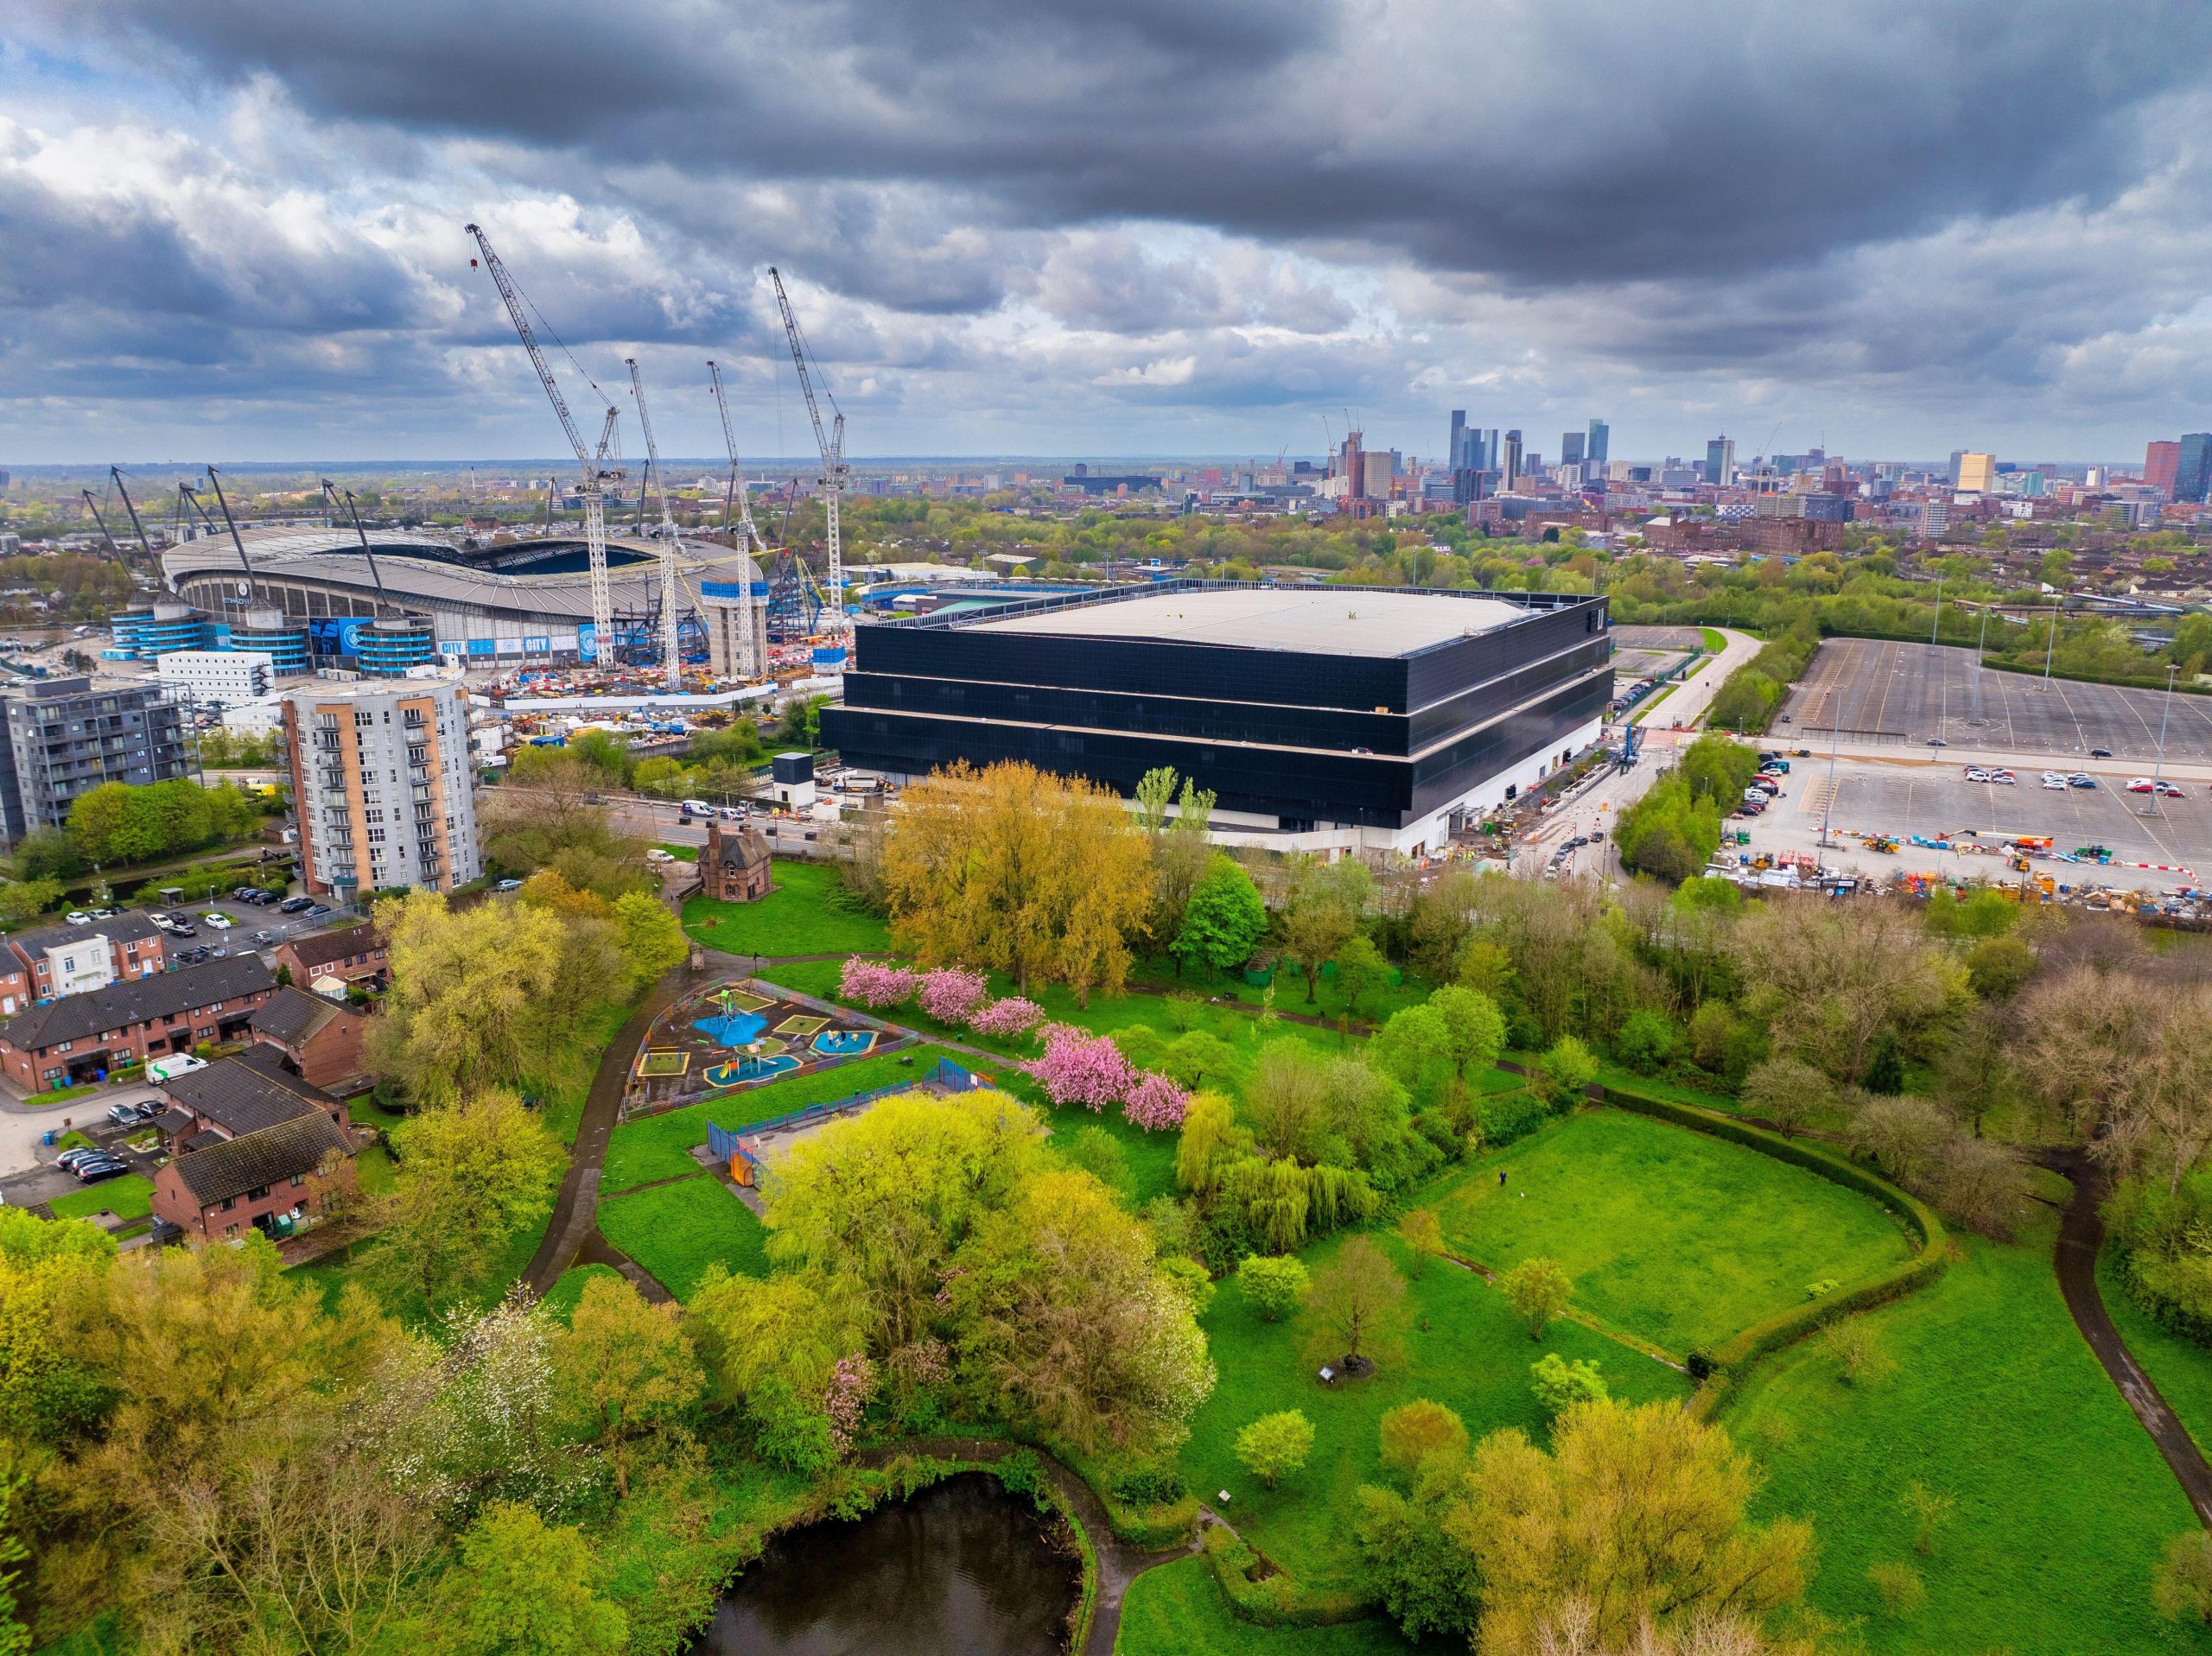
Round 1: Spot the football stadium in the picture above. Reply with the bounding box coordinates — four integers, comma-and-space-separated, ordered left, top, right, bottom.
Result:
821, 581, 1614, 855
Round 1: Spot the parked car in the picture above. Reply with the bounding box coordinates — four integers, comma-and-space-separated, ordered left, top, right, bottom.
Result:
89, 907, 117, 921
251, 930, 276, 946
2069, 773, 2097, 789
70, 1158, 129, 1184
64, 910, 91, 925
105, 1103, 141, 1127
2090, 747, 2113, 758
56, 1146, 109, 1171
2042, 777, 2067, 790
306, 903, 332, 918
149, 912, 177, 932
493, 879, 524, 893
202, 912, 232, 930
168, 924, 197, 939
278, 896, 315, 914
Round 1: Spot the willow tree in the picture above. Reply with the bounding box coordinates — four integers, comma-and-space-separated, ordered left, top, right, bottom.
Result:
880, 759, 1154, 1000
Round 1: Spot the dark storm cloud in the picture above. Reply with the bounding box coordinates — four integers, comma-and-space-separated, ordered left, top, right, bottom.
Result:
56, 0, 2212, 292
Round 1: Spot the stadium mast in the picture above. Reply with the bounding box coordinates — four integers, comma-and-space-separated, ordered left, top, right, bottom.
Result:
465, 223, 620, 664
768, 268, 847, 638
111, 467, 157, 566
624, 358, 684, 690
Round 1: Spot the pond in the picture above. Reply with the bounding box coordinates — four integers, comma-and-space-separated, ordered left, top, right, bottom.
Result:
687, 1473, 1082, 1655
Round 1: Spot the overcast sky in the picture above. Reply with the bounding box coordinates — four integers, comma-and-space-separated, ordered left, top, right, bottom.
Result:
5, 1, 2212, 467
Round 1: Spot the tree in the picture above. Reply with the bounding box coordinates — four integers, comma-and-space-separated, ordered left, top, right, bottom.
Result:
368, 891, 570, 1105
1427, 985, 1507, 1077
1173, 853, 1268, 977
1354, 1473, 1483, 1642
1161, 1030, 1238, 1090
1458, 1399, 1815, 1653
368, 1091, 566, 1312
1281, 899, 1357, 1002
1731, 903, 1965, 1086
1738, 1057, 1832, 1138
1530, 1352, 1607, 1416
554, 1275, 703, 1497
880, 760, 1154, 1001
1378, 1399, 1468, 1476
1301, 1235, 1408, 1373
1499, 1255, 1573, 1341
1848, 1094, 1949, 1190
1243, 1040, 1332, 1163
2018, 968, 2212, 1196
1370, 1005, 1459, 1106
2155, 1532, 2212, 1627
1234, 1410, 1314, 1488
12, 826, 80, 882
1236, 1253, 1311, 1322
1397, 1208, 1444, 1278
416, 1502, 626, 1655
1964, 933, 2036, 999
1333, 933, 1390, 1014
1537, 1035, 1599, 1109
0, 879, 60, 930
612, 891, 688, 992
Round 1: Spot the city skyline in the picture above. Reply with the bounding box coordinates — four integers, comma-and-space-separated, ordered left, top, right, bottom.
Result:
6, 3, 2212, 464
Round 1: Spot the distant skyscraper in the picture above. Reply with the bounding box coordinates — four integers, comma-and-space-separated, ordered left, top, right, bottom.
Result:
1503, 430, 1523, 487
1586, 420, 1609, 467
2179, 433, 2212, 504
1449, 410, 1468, 471
1948, 450, 1966, 487
1703, 437, 1734, 486
1560, 431, 1586, 467
1955, 452, 1998, 494
2145, 441, 2181, 498
1482, 428, 1499, 472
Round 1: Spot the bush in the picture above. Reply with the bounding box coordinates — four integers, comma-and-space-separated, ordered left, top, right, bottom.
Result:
1111, 1463, 1187, 1507
1236, 1254, 1311, 1322
1866, 1558, 1926, 1618
1536, 1036, 1598, 1109
1234, 1410, 1315, 1488
1376, 1399, 1467, 1478
1498, 1256, 1573, 1340
1530, 1352, 1608, 1417
1611, 1010, 1677, 1075
1478, 1088, 1548, 1149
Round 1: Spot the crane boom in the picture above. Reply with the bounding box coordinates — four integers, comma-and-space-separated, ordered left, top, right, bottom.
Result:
767, 268, 847, 638
705, 361, 764, 555
625, 358, 683, 690
466, 221, 616, 663
80, 491, 121, 558
111, 467, 155, 563
321, 479, 395, 616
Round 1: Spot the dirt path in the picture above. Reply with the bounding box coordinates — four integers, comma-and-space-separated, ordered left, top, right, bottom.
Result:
2042, 1148, 2212, 1527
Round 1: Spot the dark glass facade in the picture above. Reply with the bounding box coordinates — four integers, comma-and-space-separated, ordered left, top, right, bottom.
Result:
821, 583, 1613, 832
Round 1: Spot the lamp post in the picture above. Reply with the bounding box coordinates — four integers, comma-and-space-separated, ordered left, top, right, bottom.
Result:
2145, 663, 2179, 817
1929, 574, 1943, 644
2042, 590, 2060, 691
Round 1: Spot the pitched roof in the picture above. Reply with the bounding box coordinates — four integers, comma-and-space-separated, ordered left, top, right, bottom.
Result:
251, 985, 346, 1048
715, 826, 771, 869
0, 955, 274, 1052
10, 911, 164, 956
168, 1112, 353, 1207
280, 923, 383, 970
161, 1047, 338, 1138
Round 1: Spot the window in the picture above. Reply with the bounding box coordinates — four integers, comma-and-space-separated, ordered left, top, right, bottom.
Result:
290, 1173, 307, 1188
223, 1223, 239, 1238
219, 1196, 235, 1211
247, 1184, 269, 1201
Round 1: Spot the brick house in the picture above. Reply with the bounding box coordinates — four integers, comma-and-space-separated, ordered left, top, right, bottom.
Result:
151, 1111, 355, 1244
0, 955, 275, 1090
4, 913, 167, 1001
153, 1045, 349, 1152
273, 923, 388, 990
248, 987, 372, 1094
702, 821, 772, 902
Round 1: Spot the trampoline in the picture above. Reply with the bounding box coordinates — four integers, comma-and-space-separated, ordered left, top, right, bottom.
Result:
694, 1010, 768, 1047
812, 1029, 878, 1056
706, 1054, 800, 1087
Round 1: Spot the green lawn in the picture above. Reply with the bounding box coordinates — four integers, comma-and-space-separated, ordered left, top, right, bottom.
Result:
1130, 955, 1432, 1026
602, 1042, 982, 1193
597, 1176, 769, 1300
681, 859, 891, 958
541, 1262, 625, 1323
2100, 1242, 2212, 1462
354, 1140, 396, 1196
658, 843, 700, 863
1116, 1557, 1415, 1656
49, 1173, 154, 1223
1179, 1228, 1693, 1597
1728, 1211, 2202, 1654
1433, 1110, 1911, 1356
1701, 625, 1728, 654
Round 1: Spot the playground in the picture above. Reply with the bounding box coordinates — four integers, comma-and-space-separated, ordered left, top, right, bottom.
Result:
629, 979, 889, 1106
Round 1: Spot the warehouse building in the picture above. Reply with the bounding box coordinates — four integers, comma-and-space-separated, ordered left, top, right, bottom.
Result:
821, 581, 1613, 856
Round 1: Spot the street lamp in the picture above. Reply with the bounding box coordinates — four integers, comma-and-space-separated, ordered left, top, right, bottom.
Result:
2145, 662, 2179, 817
1929, 574, 1943, 644
2042, 589, 2060, 691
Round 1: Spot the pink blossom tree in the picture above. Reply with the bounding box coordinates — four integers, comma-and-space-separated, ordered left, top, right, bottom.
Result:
1027, 1024, 1139, 1111
839, 958, 915, 1008
822, 1353, 879, 1457
1122, 1070, 1192, 1132
968, 996, 1045, 1039
916, 966, 989, 1024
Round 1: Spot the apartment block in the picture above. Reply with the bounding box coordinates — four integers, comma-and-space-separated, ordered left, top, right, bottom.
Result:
0, 677, 190, 842
281, 680, 480, 898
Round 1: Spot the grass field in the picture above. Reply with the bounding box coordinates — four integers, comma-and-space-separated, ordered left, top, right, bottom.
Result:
1179, 1228, 1694, 1596
1433, 1109, 1911, 1355
2100, 1242, 2212, 1461
597, 1176, 770, 1300
1727, 1210, 2202, 1654
49, 1173, 154, 1222
525, 998, 636, 1145
1116, 1557, 1414, 1656
601, 1042, 977, 1193
681, 859, 891, 958
541, 1262, 625, 1322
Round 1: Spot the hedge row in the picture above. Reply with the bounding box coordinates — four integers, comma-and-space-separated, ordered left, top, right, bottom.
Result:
1198, 1523, 1370, 1628
1597, 1082, 1949, 1414
1981, 656, 2212, 699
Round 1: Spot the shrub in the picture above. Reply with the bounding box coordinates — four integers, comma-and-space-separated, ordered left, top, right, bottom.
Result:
1866, 1558, 1926, 1618
1536, 1035, 1599, 1109
1122, 1070, 1192, 1133
1529, 1352, 1607, 1417
1738, 1057, 1833, 1138
1236, 1253, 1311, 1322
1027, 1024, 1139, 1110
1234, 1410, 1315, 1488
1395, 1208, 1444, 1278
1376, 1399, 1467, 1478
1111, 1463, 1187, 1507
1818, 1317, 1896, 1386
1498, 1255, 1573, 1340
1612, 1010, 1677, 1075
1478, 1088, 1548, 1149
968, 995, 1045, 1038
914, 966, 988, 1023
838, 958, 914, 1008
1902, 1480, 1954, 1557
2155, 1532, 2212, 1626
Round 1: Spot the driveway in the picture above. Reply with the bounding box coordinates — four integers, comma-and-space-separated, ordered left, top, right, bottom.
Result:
0, 1081, 168, 1201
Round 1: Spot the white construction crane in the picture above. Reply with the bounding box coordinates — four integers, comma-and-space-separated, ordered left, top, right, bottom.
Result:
705, 360, 762, 680
624, 358, 684, 690
466, 222, 622, 664
769, 268, 847, 638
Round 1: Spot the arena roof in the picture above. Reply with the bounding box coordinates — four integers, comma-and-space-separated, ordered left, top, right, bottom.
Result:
966, 587, 1532, 657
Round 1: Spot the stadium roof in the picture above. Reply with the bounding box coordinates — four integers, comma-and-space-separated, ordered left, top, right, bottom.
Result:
968, 587, 1531, 657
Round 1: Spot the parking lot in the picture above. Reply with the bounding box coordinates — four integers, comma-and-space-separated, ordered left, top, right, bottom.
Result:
142, 891, 359, 960
1780, 638, 2212, 762
1741, 755, 2212, 889
1611, 625, 1702, 685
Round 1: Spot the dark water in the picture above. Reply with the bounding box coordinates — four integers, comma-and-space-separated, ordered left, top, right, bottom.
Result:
688, 1474, 1082, 1655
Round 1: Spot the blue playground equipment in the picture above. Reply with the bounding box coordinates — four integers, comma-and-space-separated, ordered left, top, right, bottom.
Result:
694, 1010, 768, 1046
811, 1029, 878, 1056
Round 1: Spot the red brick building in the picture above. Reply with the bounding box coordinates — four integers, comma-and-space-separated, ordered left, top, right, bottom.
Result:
153, 1045, 350, 1151
273, 923, 388, 990
151, 1111, 355, 1245
0, 956, 275, 1090
702, 822, 772, 903
5, 913, 168, 1002
249, 987, 372, 1094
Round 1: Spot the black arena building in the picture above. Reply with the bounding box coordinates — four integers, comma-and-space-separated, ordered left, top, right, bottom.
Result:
821, 581, 1613, 855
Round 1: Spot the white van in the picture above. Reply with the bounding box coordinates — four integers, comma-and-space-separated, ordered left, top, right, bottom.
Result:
681, 799, 714, 816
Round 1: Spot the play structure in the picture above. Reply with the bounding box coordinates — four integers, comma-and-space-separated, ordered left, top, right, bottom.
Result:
626, 979, 895, 1112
